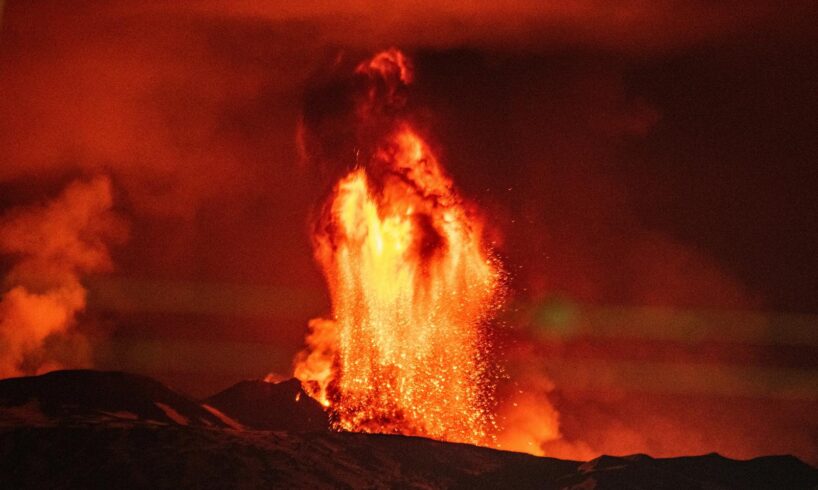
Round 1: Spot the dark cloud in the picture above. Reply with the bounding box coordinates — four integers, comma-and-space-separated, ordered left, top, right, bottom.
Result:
86, 0, 816, 53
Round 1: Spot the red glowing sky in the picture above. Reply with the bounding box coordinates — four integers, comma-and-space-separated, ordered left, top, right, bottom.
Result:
0, 0, 817, 463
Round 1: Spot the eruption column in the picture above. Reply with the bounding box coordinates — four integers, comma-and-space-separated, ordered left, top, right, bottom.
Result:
294, 50, 503, 445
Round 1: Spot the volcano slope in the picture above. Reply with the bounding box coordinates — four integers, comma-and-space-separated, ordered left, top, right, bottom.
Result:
0, 370, 815, 489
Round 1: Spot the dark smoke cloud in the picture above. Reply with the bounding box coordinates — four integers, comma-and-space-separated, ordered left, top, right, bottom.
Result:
91, 1, 815, 54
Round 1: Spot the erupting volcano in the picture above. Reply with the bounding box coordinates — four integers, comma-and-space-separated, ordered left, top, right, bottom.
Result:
294, 49, 503, 445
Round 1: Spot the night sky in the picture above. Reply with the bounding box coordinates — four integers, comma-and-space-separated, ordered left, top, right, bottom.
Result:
1, 0, 817, 462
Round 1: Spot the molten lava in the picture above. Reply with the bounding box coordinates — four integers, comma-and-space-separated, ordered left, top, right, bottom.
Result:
294, 50, 503, 445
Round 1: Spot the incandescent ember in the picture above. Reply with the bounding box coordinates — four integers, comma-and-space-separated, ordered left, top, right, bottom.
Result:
294, 49, 504, 445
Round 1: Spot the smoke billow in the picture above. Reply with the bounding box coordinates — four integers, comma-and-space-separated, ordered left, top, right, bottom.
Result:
0, 176, 126, 377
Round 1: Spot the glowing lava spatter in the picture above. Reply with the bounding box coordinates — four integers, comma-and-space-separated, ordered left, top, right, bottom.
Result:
294, 49, 503, 445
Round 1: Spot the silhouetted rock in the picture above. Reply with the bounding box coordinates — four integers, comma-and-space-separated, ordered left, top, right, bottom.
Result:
0, 370, 815, 488
559, 452, 818, 490
204, 378, 328, 431
0, 370, 233, 428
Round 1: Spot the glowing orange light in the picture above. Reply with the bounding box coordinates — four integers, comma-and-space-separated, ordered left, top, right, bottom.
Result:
294, 50, 503, 445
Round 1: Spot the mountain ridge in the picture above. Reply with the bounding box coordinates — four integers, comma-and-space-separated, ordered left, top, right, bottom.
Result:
0, 370, 815, 489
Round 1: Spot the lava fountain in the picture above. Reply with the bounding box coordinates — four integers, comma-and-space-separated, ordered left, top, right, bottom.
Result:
294, 49, 503, 445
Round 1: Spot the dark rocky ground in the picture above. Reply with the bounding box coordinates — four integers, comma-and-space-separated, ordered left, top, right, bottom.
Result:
0, 370, 815, 489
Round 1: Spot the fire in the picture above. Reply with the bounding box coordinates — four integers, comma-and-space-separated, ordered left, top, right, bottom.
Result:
294, 50, 503, 445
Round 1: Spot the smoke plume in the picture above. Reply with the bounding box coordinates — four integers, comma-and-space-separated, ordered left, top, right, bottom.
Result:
0, 176, 126, 377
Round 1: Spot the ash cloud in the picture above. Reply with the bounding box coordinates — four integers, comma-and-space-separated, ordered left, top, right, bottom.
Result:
94, 1, 814, 54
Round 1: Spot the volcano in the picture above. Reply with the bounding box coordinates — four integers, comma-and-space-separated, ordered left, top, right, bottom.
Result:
204, 377, 328, 431
0, 370, 815, 489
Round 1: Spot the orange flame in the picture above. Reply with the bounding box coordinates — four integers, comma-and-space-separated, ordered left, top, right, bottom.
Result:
294, 50, 503, 445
